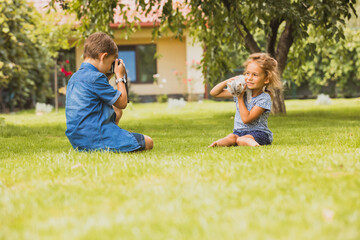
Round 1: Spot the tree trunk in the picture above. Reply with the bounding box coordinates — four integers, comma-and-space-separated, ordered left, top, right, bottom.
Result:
272, 89, 286, 114
266, 19, 283, 58
275, 21, 294, 78
271, 21, 295, 114
54, 61, 58, 113
0, 89, 5, 113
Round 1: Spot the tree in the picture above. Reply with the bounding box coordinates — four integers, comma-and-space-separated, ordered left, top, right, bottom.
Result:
53, 0, 357, 113
284, 27, 360, 97
0, 0, 76, 112
283, 2, 360, 98
0, 0, 48, 111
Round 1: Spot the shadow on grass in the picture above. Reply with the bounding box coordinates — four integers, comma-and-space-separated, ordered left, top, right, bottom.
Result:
289, 108, 360, 120
1, 124, 66, 138
0, 124, 70, 157
273, 109, 360, 129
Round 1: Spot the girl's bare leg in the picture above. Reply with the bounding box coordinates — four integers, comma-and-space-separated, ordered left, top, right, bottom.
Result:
236, 135, 260, 147
112, 105, 123, 125
209, 133, 238, 147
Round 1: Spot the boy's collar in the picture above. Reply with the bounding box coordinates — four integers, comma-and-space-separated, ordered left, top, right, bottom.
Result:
81, 62, 99, 72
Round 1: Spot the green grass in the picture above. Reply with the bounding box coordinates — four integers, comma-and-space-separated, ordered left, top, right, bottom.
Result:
1, 98, 360, 240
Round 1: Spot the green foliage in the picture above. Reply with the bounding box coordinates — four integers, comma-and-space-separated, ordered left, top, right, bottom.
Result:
179, 0, 357, 85
156, 94, 168, 103
283, 1, 360, 97
1, 99, 360, 239
0, 0, 51, 109
54, 0, 357, 113
0, 0, 76, 111
284, 28, 360, 97
50, 0, 120, 37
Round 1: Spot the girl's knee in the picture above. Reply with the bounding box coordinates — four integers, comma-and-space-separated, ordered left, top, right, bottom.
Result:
227, 133, 238, 141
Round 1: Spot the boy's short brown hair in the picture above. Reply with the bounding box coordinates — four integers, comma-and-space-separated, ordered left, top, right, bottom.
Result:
83, 32, 118, 59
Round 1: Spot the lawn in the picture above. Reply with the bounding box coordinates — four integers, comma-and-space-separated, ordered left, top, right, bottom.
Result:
1, 98, 359, 240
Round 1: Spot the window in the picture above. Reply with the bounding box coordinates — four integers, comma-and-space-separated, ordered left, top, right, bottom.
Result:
118, 44, 157, 83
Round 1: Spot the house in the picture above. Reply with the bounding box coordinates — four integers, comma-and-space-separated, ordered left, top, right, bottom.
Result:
31, 0, 205, 102
75, 27, 205, 102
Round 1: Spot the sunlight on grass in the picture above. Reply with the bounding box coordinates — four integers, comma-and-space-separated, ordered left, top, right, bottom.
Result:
1, 98, 360, 239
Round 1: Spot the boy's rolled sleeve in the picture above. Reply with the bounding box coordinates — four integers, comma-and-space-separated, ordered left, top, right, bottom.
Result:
93, 76, 122, 106
109, 90, 121, 105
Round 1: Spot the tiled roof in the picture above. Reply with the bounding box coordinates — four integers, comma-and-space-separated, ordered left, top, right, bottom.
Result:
27, 0, 189, 27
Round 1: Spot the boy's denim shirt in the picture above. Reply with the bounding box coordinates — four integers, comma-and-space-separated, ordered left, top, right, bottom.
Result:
65, 62, 140, 152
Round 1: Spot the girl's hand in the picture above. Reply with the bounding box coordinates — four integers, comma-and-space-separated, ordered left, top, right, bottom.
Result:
209, 78, 235, 98
226, 77, 236, 84
239, 84, 247, 96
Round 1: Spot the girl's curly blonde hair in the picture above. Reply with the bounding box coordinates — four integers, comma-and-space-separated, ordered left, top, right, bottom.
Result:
243, 53, 283, 97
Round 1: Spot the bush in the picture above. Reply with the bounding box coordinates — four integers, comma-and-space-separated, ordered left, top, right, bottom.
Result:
156, 94, 168, 103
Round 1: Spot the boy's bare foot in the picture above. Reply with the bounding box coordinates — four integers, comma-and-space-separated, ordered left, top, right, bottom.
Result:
208, 141, 218, 147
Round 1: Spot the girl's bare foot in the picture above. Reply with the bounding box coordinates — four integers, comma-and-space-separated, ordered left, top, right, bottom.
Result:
208, 141, 218, 147
244, 138, 260, 147
236, 137, 260, 147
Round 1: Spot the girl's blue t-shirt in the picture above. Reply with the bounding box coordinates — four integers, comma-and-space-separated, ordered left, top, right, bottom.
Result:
233, 92, 273, 142
65, 62, 140, 152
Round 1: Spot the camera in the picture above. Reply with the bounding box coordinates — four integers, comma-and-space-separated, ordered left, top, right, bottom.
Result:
106, 60, 130, 103
107, 61, 121, 74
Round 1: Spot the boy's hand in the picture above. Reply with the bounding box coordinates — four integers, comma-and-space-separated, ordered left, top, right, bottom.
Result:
115, 59, 126, 79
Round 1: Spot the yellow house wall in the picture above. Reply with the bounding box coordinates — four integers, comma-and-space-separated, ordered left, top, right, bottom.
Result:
75, 28, 189, 96
75, 44, 83, 71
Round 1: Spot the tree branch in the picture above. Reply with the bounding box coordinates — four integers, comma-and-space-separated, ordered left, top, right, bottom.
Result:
221, 0, 231, 11
221, 0, 260, 53
236, 20, 261, 53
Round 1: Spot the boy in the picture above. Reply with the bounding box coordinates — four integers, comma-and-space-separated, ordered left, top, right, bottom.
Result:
65, 32, 153, 152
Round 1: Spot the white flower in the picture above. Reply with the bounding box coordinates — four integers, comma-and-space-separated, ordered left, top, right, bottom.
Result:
322, 209, 335, 222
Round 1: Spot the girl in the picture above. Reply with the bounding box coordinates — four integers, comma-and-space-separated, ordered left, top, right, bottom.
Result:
209, 53, 282, 147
